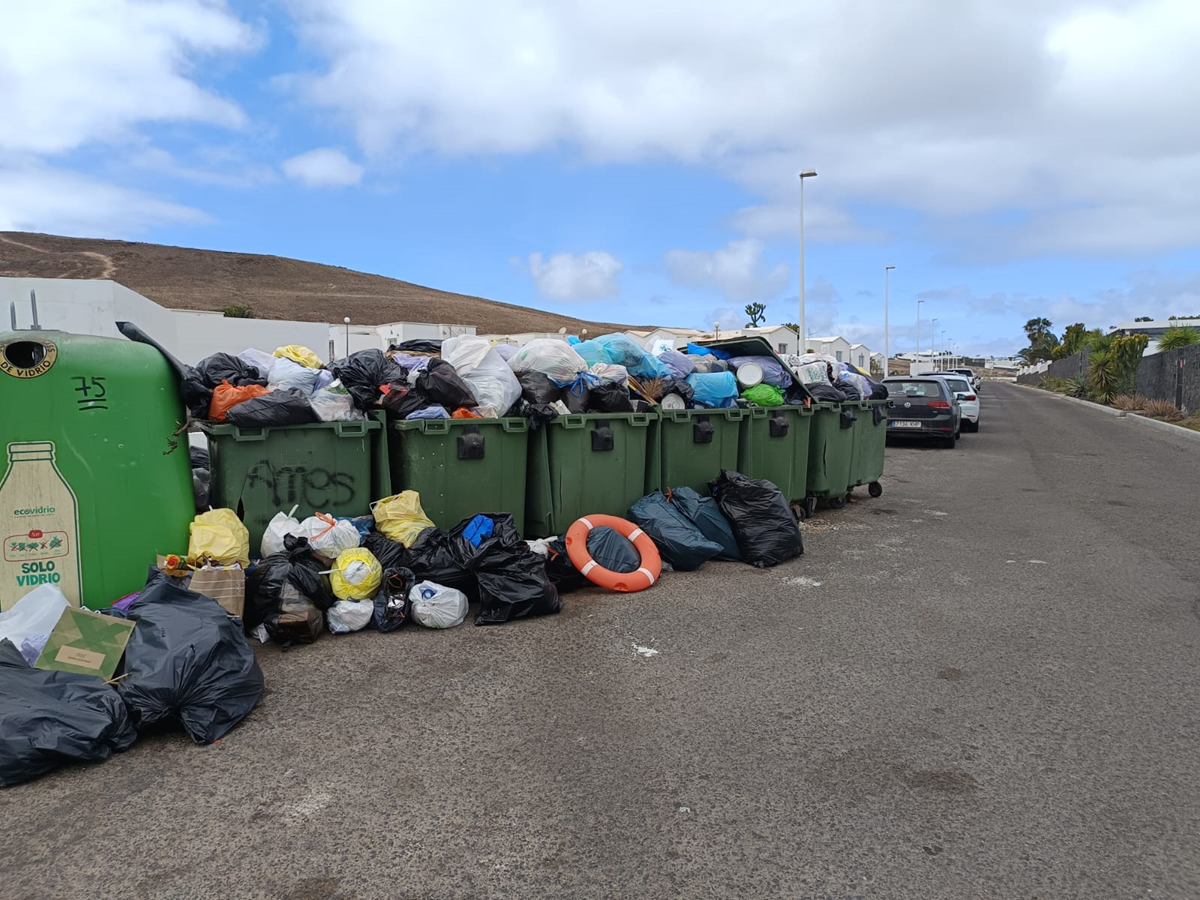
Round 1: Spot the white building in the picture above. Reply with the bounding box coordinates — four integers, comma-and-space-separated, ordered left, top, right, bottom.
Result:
335, 320, 475, 357
685, 325, 801, 356
803, 335, 853, 362
2, 276, 472, 364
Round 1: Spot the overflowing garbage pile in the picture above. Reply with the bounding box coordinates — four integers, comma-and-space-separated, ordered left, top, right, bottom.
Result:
1, 329, 889, 789
787, 353, 889, 403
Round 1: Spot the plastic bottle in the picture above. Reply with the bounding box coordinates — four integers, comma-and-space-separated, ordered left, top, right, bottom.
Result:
0, 441, 82, 610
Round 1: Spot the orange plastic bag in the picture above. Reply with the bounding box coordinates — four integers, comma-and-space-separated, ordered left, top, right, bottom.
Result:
451, 407, 482, 419
209, 381, 270, 422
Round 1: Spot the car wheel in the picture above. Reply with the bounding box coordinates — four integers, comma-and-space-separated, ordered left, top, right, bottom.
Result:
943, 434, 957, 449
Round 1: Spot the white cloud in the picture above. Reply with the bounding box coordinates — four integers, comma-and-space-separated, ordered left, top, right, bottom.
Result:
282, 148, 365, 187
281, 0, 1200, 256
665, 239, 789, 304
0, 163, 206, 236
525, 251, 623, 301
0, 1, 257, 234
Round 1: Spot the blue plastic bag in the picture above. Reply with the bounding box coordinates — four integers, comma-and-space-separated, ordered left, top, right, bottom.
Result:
686, 372, 739, 408
668, 486, 740, 561
656, 349, 695, 381
588, 334, 670, 380
628, 492, 724, 570
406, 405, 450, 419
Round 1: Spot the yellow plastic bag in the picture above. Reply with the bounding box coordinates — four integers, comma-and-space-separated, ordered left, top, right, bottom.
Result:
330, 547, 383, 601
273, 345, 323, 369
371, 491, 435, 547
188, 509, 250, 567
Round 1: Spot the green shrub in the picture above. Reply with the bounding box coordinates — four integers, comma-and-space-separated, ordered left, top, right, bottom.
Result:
1157, 326, 1200, 351
1143, 399, 1183, 420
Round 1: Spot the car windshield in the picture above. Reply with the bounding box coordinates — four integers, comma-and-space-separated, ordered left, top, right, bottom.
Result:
945, 378, 971, 392
887, 381, 944, 397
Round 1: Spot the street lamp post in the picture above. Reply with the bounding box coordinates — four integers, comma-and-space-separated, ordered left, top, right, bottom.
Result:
343, 316, 350, 357
931, 318, 938, 369
941, 330, 946, 370
798, 169, 817, 352
884, 265, 895, 373
916, 299, 925, 362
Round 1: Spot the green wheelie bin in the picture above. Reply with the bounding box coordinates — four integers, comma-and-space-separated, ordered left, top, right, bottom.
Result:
737, 405, 813, 510
389, 417, 529, 534
647, 408, 746, 494
526, 412, 653, 538
848, 399, 887, 498
204, 415, 390, 553
805, 401, 855, 512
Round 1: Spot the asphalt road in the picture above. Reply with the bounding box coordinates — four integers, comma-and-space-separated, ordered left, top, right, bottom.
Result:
4, 382, 1199, 900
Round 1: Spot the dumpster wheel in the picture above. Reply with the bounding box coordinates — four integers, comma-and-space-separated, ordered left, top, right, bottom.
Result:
803, 497, 817, 519
868, 481, 883, 498
790, 502, 806, 522
827, 494, 847, 510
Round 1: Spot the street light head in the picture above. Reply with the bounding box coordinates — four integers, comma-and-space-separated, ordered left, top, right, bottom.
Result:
343, 316, 350, 324
799, 169, 817, 178
885, 265, 896, 271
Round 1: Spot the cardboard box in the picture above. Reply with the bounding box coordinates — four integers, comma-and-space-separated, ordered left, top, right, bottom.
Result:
34, 607, 135, 681
188, 566, 246, 618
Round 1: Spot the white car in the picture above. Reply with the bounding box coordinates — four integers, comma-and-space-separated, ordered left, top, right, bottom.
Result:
949, 367, 982, 391
935, 374, 980, 432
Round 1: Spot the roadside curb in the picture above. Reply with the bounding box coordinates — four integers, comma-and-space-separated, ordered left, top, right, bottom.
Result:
1125, 412, 1200, 443
1012, 382, 1200, 442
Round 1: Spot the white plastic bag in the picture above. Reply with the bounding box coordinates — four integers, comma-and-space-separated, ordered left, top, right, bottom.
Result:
508, 339, 588, 384
261, 505, 301, 558
442, 336, 522, 417
310, 379, 366, 422
268, 357, 319, 394
0, 584, 70, 647
587, 362, 629, 385
297, 515, 361, 559
326, 599, 373, 633
237, 348, 276, 380
409, 581, 468, 629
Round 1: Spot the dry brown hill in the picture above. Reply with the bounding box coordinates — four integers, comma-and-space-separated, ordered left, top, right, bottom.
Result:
0, 232, 642, 335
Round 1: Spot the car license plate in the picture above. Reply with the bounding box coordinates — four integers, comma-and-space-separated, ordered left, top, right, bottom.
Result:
890, 420, 922, 428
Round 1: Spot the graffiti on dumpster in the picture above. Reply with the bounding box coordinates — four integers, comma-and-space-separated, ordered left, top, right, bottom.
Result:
244, 461, 356, 509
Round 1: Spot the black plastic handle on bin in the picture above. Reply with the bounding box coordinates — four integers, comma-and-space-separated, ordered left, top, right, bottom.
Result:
591, 420, 614, 452
693, 417, 714, 444
457, 424, 485, 459
839, 408, 857, 429
769, 413, 789, 437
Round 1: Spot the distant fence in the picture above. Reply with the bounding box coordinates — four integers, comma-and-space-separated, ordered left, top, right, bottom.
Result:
1016, 351, 1089, 385
1017, 344, 1200, 413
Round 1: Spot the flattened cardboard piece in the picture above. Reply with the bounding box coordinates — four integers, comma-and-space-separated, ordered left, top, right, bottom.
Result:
34, 606, 134, 680
188, 567, 245, 618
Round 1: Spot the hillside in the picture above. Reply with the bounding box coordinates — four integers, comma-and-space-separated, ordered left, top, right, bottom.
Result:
0, 232, 639, 335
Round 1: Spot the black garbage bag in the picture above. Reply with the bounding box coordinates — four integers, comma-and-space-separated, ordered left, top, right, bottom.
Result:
668, 486, 740, 561
515, 400, 558, 431
245, 535, 334, 645
225, 389, 318, 427
373, 567, 415, 632
0, 639, 137, 787
868, 379, 889, 400
116, 321, 213, 420
189, 445, 210, 469
586, 526, 640, 573
380, 382, 428, 418
563, 382, 590, 413
417, 358, 477, 410
708, 470, 802, 568
663, 378, 695, 405
362, 531, 410, 570
461, 514, 561, 626
196, 353, 269, 389
588, 381, 634, 413
806, 382, 843, 403
112, 573, 263, 744
192, 467, 211, 512
545, 537, 587, 593
628, 492, 723, 570
390, 339, 442, 355
401, 527, 480, 600
331, 350, 403, 410
519, 372, 564, 405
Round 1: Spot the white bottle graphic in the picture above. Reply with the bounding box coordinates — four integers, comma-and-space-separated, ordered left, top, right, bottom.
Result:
0, 441, 82, 610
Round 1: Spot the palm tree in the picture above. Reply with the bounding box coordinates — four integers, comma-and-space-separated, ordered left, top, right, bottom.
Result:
1024, 317, 1053, 345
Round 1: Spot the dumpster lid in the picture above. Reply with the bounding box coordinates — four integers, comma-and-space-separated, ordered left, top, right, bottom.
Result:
692, 335, 811, 400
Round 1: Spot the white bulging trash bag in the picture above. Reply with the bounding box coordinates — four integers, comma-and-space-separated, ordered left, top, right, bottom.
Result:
0, 584, 70, 647
237, 348, 277, 380
297, 515, 361, 558
508, 339, 588, 385
326, 599, 373, 634
310, 379, 365, 422
261, 506, 302, 557
409, 581, 468, 629
268, 357, 319, 394
441, 336, 521, 417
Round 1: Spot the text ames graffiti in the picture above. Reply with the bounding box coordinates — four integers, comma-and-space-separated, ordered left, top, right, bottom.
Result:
245, 462, 357, 508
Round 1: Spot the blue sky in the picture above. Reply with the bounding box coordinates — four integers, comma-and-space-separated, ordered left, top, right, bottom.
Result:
2, 1, 1198, 359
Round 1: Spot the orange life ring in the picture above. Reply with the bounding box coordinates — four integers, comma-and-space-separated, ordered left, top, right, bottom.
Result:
565, 514, 662, 593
